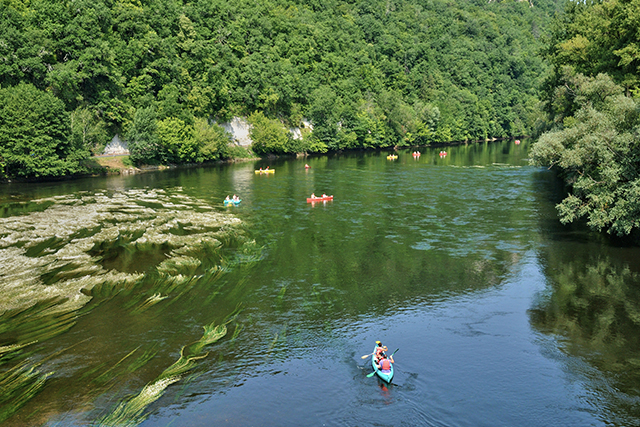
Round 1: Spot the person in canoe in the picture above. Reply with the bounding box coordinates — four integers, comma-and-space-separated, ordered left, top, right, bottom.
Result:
310, 193, 316, 199
377, 353, 394, 374
232, 194, 239, 201
374, 341, 388, 362
322, 193, 327, 198
225, 195, 231, 202
305, 164, 310, 169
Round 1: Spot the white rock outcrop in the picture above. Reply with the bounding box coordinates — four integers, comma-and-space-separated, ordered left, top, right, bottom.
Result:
103, 134, 130, 155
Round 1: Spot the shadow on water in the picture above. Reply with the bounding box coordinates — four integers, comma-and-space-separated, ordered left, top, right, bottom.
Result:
529, 254, 640, 425
528, 165, 640, 426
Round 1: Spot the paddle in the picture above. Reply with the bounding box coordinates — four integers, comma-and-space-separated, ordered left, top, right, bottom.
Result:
367, 348, 399, 378
361, 352, 374, 359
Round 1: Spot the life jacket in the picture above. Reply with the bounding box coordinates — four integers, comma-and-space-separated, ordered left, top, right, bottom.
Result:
380, 359, 391, 371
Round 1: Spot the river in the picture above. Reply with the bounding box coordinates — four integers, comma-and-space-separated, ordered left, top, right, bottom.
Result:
1, 140, 640, 427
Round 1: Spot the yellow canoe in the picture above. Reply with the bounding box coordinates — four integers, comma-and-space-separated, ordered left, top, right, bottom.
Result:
255, 169, 275, 174
387, 155, 398, 160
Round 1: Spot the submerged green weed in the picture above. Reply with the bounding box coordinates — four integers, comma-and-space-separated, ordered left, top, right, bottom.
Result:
96, 376, 181, 427
0, 361, 52, 423
0, 188, 253, 423
94, 347, 141, 385
97, 322, 227, 427
0, 189, 242, 315
130, 293, 169, 314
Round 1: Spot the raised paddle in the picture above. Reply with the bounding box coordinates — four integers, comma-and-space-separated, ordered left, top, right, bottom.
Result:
367, 348, 399, 378
361, 352, 374, 359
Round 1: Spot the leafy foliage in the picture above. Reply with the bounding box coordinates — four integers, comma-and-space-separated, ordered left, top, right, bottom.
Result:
194, 118, 232, 162
0, 0, 555, 166
541, 0, 640, 96
535, 0, 640, 237
156, 117, 197, 163
70, 106, 110, 156
531, 73, 640, 236
248, 111, 290, 155
0, 83, 81, 179
126, 107, 161, 165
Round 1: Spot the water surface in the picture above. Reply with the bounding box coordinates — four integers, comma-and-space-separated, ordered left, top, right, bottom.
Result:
1, 141, 640, 426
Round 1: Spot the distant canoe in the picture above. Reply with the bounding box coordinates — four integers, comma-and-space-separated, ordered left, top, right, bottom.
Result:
307, 195, 334, 203
387, 155, 398, 160
255, 169, 275, 174
224, 199, 241, 206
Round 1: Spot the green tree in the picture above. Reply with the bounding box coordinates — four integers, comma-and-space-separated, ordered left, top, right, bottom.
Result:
0, 0, 555, 166
248, 111, 290, 155
307, 87, 344, 150
542, 0, 640, 94
126, 107, 160, 165
531, 73, 640, 236
156, 117, 197, 163
0, 83, 79, 179
194, 118, 231, 161
70, 107, 110, 156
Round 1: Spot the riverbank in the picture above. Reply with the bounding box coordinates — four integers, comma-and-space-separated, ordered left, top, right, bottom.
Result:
93, 155, 138, 175
92, 155, 261, 176
1, 139, 522, 184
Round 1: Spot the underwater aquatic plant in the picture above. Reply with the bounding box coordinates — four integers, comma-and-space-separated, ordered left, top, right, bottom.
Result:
0, 361, 52, 423
0, 188, 242, 315
0, 188, 253, 423
97, 322, 227, 426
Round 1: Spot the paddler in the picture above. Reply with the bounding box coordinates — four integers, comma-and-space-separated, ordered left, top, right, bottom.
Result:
374, 340, 387, 362
377, 353, 394, 374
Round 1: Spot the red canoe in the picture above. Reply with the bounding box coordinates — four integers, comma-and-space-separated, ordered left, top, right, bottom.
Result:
307, 195, 334, 203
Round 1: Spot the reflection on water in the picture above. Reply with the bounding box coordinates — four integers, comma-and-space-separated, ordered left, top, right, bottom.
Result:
530, 256, 640, 424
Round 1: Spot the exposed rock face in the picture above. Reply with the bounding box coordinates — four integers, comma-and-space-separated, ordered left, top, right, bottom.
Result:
220, 117, 252, 146
290, 119, 313, 140
219, 117, 312, 146
102, 118, 313, 153
103, 134, 130, 155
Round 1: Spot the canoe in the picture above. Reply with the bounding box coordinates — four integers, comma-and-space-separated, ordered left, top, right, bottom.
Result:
224, 199, 241, 205
371, 346, 393, 383
306, 195, 333, 203
255, 169, 275, 174
387, 155, 398, 160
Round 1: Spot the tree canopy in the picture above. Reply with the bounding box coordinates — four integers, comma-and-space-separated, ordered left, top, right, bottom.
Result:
532, 0, 640, 237
0, 83, 82, 178
0, 0, 557, 178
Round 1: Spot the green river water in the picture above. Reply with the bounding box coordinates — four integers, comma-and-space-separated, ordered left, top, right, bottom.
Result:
1, 140, 640, 426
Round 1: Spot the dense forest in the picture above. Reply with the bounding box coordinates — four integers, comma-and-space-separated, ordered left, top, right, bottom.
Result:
0, 0, 557, 179
531, 0, 640, 237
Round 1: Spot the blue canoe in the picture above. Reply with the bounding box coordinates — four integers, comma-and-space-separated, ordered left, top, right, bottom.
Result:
371, 346, 393, 383
224, 199, 241, 206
